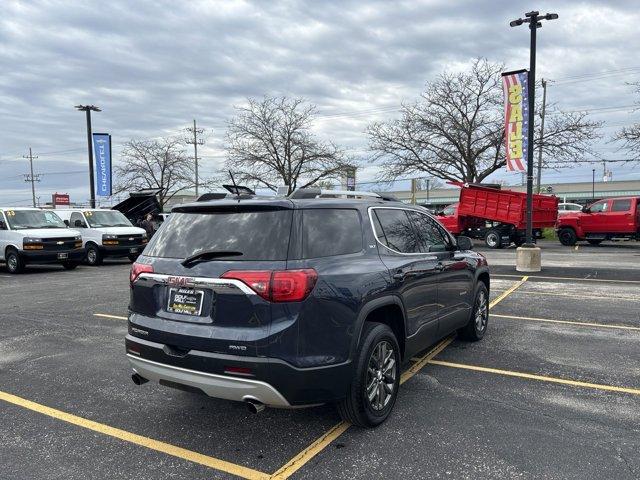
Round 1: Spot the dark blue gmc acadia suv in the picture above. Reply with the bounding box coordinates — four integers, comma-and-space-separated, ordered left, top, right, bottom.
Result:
126, 189, 490, 427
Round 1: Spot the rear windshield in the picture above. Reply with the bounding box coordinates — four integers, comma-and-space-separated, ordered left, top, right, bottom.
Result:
145, 210, 292, 260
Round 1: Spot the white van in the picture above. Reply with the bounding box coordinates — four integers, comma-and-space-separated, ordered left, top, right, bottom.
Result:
56, 209, 147, 265
0, 207, 84, 274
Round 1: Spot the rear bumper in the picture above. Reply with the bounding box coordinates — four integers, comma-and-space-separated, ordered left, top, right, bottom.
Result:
127, 354, 291, 407
22, 249, 84, 264
125, 334, 353, 406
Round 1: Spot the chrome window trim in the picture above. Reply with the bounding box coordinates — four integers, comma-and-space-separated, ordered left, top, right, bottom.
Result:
368, 206, 445, 257
136, 272, 256, 295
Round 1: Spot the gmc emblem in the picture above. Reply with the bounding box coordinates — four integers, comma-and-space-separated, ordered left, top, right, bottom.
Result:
167, 276, 191, 286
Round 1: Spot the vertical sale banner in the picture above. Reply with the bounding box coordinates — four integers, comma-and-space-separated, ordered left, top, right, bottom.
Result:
501, 70, 528, 172
92, 133, 112, 196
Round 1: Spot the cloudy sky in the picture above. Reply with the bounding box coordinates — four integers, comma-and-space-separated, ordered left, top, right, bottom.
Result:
1, 0, 639, 205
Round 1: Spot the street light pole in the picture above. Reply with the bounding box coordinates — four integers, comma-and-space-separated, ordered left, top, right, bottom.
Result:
592, 168, 595, 201
510, 11, 558, 248
75, 104, 101, 208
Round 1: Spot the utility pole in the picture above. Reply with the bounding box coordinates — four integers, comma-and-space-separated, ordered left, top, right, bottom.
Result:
510, 10, 558, 248
75, 104, 101, 208
185, 119, 204, 197
410, 178, 417, 205
536, 78, 547, 193
23, 147, 40, 208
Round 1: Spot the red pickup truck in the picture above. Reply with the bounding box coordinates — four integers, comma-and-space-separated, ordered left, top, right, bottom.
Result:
556, 196, 640, 246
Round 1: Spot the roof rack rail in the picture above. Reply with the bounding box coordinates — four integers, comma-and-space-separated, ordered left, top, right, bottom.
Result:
289, 188, 384, 200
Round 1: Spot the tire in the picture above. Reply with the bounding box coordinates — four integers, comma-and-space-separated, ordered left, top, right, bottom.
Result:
85, 244, 103, 266
127, 253, 139, 263
485, 229, 502, 249
558, 228, 577, 246
337, 322, 401, 428
587, 239, 603, 246
459, 283, 489, 341
62, 261, 78, 270
5, 248, 24, 274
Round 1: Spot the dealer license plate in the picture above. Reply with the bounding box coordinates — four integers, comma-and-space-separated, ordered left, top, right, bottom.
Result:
57, 252, 68, 260
167, 288, 204, 316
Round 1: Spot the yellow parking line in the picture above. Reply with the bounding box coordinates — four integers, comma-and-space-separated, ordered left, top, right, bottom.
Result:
490, 289, 640, 302
489, 276, 528, 309
94, 313, 127, 320
0, 390, 269, 480
492, 313, 640, 331
269, 422, 351, 479
427, 360, 640, 396
493, 274, 640, 284
400, 337, 454, 384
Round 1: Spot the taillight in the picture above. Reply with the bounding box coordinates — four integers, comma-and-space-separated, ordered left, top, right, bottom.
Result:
272, 269, 318, 302
221, 270, 271, 299
130, 262, 153, 285
221, 269, 317, 302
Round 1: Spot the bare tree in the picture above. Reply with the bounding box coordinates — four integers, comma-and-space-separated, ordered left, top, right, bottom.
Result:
614, 83, 640, 158
367, 58, 602, 183
115, 137, 201, 207
226, 96, 351, 194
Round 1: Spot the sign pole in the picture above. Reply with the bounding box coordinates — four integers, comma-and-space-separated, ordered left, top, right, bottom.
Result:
524, 12, 537, 247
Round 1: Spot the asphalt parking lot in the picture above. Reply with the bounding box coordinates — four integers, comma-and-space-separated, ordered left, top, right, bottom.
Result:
1, 240, 639, 479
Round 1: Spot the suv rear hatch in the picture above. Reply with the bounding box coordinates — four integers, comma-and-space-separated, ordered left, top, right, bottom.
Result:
129, 200, 296, 358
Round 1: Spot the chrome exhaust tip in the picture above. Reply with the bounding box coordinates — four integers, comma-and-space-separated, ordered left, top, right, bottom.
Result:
245, 399, 265, 414
131, 373, 149, 385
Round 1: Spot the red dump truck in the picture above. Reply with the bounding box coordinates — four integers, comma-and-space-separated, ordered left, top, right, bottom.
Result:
437, 182, 559, 248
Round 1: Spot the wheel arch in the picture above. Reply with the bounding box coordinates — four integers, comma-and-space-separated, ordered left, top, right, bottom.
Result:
352, 296, 407, 361
4, 243, 21, 259
476, 269, 490, 294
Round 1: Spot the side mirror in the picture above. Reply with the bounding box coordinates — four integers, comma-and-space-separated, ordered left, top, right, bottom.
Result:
74, 219, 85, 228
581, 206, 591, 213
64, 220, 70, 226
456, 236, 473, 251
0, 220, 6, 230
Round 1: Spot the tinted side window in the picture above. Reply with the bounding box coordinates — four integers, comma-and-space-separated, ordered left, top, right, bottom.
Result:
407, 211, 450, 252
373, 209, 421, 254
590, 201, 608, 213
302, 209, 362, 258
612, 199, 632, 212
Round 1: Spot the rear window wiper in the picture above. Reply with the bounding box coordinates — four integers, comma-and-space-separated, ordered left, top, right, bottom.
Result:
181, 250, 243, 267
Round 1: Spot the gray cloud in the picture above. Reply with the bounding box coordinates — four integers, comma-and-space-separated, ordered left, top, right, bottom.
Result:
1, 0, 639, 204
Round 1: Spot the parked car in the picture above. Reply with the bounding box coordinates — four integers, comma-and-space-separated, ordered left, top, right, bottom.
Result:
556, 197, 640, 246
436, 183, 558, 248
125, 188, 490, 427
56, 209, 148, 265
0, 207, 83, 273
557, 203, 583, 215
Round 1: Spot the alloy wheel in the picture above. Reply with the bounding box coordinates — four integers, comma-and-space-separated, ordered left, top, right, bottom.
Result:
475, 290, 488, 332
365, 340, 396, 411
